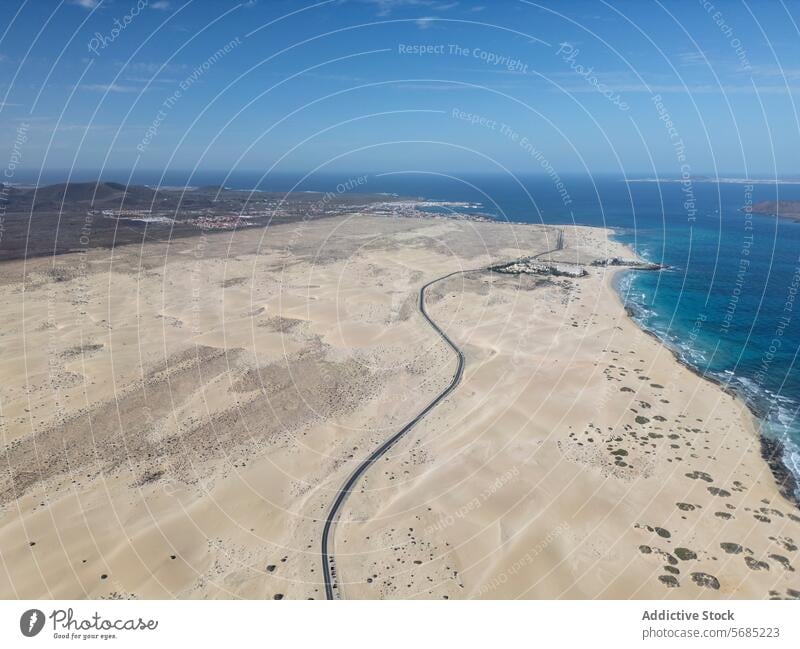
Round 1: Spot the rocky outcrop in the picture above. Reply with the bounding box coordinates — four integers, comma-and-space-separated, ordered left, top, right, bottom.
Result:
591, 257, 664, 270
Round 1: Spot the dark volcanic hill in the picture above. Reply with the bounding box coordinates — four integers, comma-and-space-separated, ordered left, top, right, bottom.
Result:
749, 201, 800, 221
0, 180, 401, 262
8, 181, 157, 212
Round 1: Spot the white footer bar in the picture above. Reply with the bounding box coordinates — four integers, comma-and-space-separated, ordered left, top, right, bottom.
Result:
1, 600, 797, 648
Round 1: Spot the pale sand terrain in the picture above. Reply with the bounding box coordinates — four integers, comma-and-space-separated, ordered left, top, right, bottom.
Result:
0, 214, 797, 600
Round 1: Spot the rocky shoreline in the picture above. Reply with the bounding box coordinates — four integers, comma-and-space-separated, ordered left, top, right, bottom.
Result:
591, 257, 665, 271
622, 301, 800, 509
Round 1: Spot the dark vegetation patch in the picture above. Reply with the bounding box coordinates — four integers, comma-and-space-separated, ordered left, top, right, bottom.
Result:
744, 556, 769, 571
768, 554, 793, 571
707, 487, 731, 497
720, 543, 743, 554
690, 572, 720, 590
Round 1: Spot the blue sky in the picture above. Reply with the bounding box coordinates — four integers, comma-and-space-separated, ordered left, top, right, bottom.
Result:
2, 0, 800, 179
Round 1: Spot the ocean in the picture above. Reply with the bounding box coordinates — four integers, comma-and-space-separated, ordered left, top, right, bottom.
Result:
94, 169, 800, 497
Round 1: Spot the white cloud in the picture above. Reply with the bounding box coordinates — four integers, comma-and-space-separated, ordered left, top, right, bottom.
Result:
747, 64, 800, 81
83, 83, 142, 93
124, 61, 188, 75
18, 119, 123, 133
70, 0, 101, 9
560, 82, 800, 95
393, 81, 493, 91
676, 51, 708, 67
54, 123, 116, 132
416, 16, 434, 29
150, 1, 171, 9
354, 0, 459, 17
125, 76, 179, 84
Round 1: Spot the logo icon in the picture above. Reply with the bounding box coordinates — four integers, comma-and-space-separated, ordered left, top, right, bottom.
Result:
20, 609, 45, 637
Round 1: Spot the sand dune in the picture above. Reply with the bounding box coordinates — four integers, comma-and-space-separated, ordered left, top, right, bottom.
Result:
0, 215, 797, 599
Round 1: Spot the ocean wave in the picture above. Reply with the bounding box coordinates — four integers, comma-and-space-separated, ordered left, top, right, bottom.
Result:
725, 374, 800, 500
619, 279, 800, 499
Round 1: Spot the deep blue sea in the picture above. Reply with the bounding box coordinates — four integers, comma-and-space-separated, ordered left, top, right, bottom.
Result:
77, 169, 800, 496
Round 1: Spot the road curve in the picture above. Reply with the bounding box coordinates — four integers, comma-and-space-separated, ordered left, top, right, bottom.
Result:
320, 267, 469, 599
320, 228, 564, 600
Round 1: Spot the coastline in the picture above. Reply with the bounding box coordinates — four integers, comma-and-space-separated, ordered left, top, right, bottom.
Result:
607, 236, 800, 507
1, 212, 798, 599
336, 219, 800, 599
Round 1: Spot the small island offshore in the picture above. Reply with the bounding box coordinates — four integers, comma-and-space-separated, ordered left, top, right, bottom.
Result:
0, 182, 797, 600
748, 201, 800, 222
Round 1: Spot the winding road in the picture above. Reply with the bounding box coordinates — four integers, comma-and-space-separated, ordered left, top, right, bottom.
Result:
320, 228, 564, 600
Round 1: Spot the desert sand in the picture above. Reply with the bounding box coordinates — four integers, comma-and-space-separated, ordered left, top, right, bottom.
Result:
0, 213, 798, 600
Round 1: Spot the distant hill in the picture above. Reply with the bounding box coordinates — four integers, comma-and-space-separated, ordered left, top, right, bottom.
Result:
0, 178, 400, 262
750, 201, 800, 222
21, 181, 157, 211
1, 181, 159, 212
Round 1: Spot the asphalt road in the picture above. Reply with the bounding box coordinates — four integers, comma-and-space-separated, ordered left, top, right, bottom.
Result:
320, 229, 564, 600
320, 267, 470, 599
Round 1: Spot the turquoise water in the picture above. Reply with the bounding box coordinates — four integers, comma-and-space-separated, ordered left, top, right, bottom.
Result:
121, 170, 800, 496
610, 183, 800, 498
348, 173, 800, 497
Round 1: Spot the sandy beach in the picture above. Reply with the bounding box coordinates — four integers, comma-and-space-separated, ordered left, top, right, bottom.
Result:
0, 214, 797, 600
